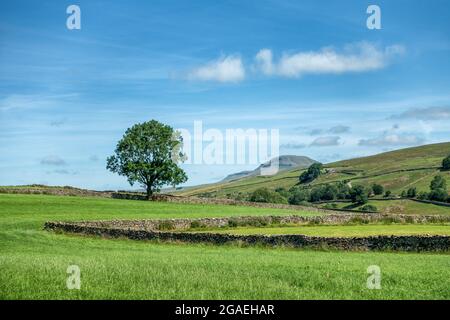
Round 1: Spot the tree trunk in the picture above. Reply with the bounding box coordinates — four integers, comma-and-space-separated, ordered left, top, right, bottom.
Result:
146, 186, 153, 201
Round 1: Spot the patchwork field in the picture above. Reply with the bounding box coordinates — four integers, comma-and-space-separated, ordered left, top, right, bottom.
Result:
1, 194, 449, 299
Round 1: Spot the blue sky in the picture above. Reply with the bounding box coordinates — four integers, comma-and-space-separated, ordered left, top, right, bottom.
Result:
1, 0, 450, 189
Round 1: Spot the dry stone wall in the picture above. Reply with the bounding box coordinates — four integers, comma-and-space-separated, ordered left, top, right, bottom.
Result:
44, 214, 450, 252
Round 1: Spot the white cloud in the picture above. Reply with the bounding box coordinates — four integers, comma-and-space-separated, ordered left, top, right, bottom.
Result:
255, 49, 274, 75
188, 55, 245, 83
255, 42, 404, 78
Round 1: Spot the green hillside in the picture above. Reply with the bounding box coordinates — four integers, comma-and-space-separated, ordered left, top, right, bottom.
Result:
177, 142, 450, 199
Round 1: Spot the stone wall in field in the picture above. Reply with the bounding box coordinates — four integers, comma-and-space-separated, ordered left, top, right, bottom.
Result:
0, 186, 113, 198
411, 198, 450, 208
44, 213, 450, 252
44, 222, 450, 252
48, 213, 450, 231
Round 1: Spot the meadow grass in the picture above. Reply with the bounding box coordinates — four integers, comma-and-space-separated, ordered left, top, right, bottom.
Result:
0, 194, 449, 299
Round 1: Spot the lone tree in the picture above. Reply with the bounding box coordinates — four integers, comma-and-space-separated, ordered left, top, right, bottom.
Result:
443, 154, 450, 170
107, 120, 188, 199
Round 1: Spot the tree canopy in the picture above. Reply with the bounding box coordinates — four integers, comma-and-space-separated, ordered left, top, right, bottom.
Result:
349, 185, 369, 204
106, 120, 187, 199
299, 163, 323, 183
430, 175, 447, 191
443, 154, 450, 170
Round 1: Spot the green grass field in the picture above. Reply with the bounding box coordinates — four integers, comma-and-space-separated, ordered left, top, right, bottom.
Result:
195, 224, 450, 237
1, 194, 449, 299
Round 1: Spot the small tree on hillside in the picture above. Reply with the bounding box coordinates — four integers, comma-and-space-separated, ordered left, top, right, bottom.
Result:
288, 188, 310, 205
429, 189, 448, 202
350, 185, 369, 205
430, 175, 447, 191
443, 155, 450, 170
106, 120, 188, 199
248, 188, 287, 204
372, 184, 384, 196
428, 175, 448, 202
299, 163, 323, 183
406, 187, 417, 198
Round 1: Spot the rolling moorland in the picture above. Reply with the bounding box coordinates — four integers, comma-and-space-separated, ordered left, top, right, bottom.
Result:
176, 142, 450, 214
0, 142, 449, 299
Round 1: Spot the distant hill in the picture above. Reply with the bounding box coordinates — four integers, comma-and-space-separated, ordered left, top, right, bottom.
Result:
221, 155, 317, 182
176, 142, 450, 198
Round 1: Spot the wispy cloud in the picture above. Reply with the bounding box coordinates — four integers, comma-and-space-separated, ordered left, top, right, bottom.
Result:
50, 119, 67, 127
188, 55, 245, 82
310, 136, 341, 147
255, 42, 404, 78
329, 125, 350, 134
391, 106, 450, 120
281, 143, 307, 149
89, 155, 99, 162
40, 156, 67, 166
46, 169, 78, 175
358, 133, 425, 147
0, 93, 78, 112
304, 125, 350, 136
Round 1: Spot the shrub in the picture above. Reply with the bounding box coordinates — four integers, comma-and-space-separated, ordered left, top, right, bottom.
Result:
226, 192, 246, 201
299, 163, 323, 183
430, 175, 447, 191
248, 188, 287, 204
324, 203, 338, 209
288, 188, 310, 205
429, 188, 448, 202
406, 187, 417, 198
360, 204, 378, 212
309, 186, 325, 202
228, 219, 239, 228
190, 221, 205, 229
442, 154, 450, 170
349, 185, 369, 204
275, 187, 290, 198
336, 181, 351, 200
322, 184, 338, 201
157, 221, 175, 230
372, 184, 384, 196
384, 190, 392, 198
417, 191, 429, 200
246, 217, 269, 227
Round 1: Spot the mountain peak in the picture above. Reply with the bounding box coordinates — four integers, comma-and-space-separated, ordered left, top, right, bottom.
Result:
221, 155, 317, 182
